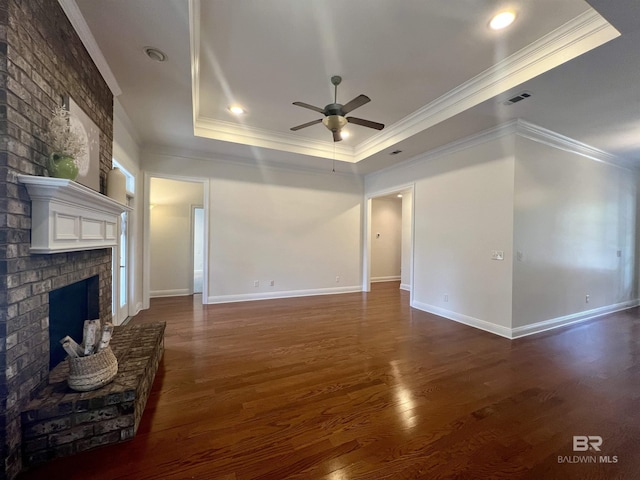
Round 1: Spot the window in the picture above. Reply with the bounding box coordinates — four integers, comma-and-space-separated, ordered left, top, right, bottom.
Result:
112, 158, 135, 195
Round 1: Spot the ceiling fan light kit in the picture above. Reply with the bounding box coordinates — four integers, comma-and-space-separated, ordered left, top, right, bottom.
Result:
291, 75, 384, 142
322, 115, 347, 132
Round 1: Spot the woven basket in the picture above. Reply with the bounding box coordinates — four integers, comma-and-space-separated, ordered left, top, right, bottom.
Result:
68, 346, 118, 392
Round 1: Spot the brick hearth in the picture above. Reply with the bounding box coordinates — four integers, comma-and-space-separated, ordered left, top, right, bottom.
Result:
20, 323, 165, 468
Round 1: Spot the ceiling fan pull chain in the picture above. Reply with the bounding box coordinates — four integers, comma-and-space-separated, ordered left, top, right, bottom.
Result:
332, 143, 336, 173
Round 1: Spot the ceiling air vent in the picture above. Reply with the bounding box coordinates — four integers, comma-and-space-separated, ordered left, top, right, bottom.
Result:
504, 91, 532, 105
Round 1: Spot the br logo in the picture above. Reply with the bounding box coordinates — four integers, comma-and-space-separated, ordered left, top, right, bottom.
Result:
573, 436, 603, 452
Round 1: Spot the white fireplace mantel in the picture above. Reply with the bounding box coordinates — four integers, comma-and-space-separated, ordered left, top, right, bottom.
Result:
18, 175, 132, 254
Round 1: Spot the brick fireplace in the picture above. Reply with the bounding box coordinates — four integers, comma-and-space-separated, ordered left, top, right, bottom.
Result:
0, 1, 114, 478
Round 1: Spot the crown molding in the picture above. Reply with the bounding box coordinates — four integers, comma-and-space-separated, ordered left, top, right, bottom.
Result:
146, 119, 628, 180
142, 144, 361, 178
354, 8, 619, 162
58, 0, 122, 97
189, 6, 618, 164
194, 116, 354, 162
366, 121, 519, 180
514, 119, 630, 170
366, 117, 627, 182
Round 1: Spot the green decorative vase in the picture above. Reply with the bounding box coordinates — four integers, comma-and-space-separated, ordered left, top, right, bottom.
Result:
49, 153, 79, 180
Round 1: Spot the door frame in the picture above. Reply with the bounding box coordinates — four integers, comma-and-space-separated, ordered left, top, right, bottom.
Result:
190, 204, 204, 295
143, 172, 210, 308
363, 183, 415, 302
113, 210, 130, 325
111, 159, 134, 326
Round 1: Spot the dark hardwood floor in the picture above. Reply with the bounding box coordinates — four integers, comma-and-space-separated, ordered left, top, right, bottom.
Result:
19, 282, 640, 479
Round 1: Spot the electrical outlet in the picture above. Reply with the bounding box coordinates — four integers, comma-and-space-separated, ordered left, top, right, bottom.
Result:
335, 276, 340, 283
491, 250, 504, 261
269, 280, 275, 287
585, 294, 590, 303
254, 280, 259, 288
444, 294, 448, 302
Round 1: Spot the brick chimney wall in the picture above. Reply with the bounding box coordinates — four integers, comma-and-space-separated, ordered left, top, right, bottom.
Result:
0, 1, 114, 478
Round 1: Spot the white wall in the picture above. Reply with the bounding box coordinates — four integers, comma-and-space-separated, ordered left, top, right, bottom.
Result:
366, 125, 639, 338
512, 136, 638, 328
149, 178, 204, 297
366, 136, 516, 333
112, 100, 143, 316
371, 197, 402, 281
142, 153, 364, 302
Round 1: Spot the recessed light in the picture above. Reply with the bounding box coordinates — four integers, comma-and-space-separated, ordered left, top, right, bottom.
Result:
490, 11, 516, 30
228, 105, 245, 115
144, 47, 167, 62
397, 194, 403, 198
340, 130, 350, 139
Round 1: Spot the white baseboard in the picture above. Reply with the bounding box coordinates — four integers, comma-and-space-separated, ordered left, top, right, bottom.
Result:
134, 302, 143, 315
511, 299, 640, 338
412, 298, 640, 340
150, 288, 191, 298
411, 301, 512, 339
208, 286, 362, 304
399, 283, 411, 291
371, 276, 401, 283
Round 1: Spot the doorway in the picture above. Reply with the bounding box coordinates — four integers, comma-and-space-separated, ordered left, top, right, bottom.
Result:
363, 184, 414, 298
370, 196, 403, 284
144, 174, 209, 307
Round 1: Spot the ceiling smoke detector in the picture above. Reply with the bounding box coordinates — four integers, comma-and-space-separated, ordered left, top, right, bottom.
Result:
504, 91, 532, 105
144, 47, 167, 63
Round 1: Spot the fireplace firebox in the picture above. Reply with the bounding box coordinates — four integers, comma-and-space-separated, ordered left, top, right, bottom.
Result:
48, 275, 100, 370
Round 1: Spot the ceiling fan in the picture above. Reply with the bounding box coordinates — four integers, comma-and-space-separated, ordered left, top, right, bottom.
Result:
290, 76, 384, 142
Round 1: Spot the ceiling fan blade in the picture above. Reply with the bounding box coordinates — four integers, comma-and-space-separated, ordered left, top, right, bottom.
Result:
341, 94, 370, 114
333, 130, 342, 142
290, 118, 323, 131
292, 101, 325, 114
347, 116, 384, 130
